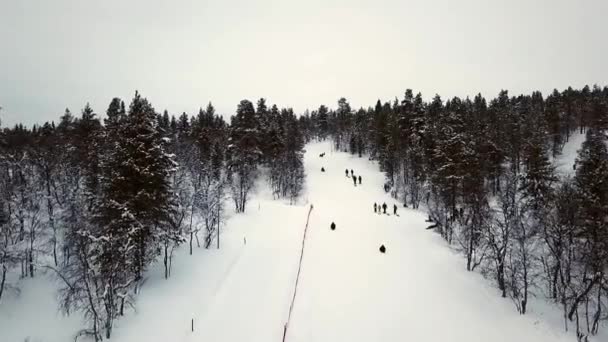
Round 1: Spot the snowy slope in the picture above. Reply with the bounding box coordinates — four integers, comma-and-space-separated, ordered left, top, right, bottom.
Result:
554, 131, 586, 177
111, 200, 307, 342
0, 275, 83, 342
1, 140, 600, 342
286, 142, 575, 342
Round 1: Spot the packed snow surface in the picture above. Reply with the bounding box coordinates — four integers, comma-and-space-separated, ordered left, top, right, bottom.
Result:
1, 140, 599, 342
555, 131, 586, 177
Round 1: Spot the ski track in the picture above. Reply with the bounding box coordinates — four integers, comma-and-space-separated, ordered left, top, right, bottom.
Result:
2, 140, 603, 342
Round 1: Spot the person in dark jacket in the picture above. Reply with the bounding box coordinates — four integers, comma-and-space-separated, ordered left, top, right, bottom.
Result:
382, 202, 387, 214
374, 203, 377, 213
350, 169, 354, 177
353, 175, 357, 186
330, 222, 336, 230
358, 175, 362, 184
393, 204, 398, 215
345, 169, 349, 177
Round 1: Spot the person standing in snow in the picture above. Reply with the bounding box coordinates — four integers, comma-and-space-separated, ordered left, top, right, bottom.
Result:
382, 202, 387, 214
374, 203, 377, 213
353, 175, 357, 186
345, 169, 349, 177
350, 169, 354, 177
393, 204, 398, 215
358, 175, 362, 185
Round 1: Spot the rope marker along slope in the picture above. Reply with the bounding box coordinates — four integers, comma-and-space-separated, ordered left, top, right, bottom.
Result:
282, 204, 314, 342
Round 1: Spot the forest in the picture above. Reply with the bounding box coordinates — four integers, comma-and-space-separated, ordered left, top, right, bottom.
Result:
0, 93, 306, 340
1, 84, 607, 341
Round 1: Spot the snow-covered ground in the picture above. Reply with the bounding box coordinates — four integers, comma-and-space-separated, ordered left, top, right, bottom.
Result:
555, 131, 586, 177
1, 140, 604, 342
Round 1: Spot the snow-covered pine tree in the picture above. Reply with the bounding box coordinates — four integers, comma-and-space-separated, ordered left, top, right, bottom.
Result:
316, 104, 329, 140
405, 92, 426, 209
159, 110, 187, 278
228, 100, 261, 213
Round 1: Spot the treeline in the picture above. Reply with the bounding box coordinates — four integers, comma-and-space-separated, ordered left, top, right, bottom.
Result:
0, 94, 306, 340
301, 85, 608, 340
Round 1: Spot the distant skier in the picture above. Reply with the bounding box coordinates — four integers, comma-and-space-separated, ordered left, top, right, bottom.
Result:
379, 244, 386, 253
353, 175, 357, 186
374, 203, 377, 213
350, 169, 354, 177
393, 204, 398, 216
345, 169, 349, 177
321, 167, 325, 172
330, 222, 336, 230
358, 175, 362, 185
377, 203, 381, 215
382, 202, 387, 214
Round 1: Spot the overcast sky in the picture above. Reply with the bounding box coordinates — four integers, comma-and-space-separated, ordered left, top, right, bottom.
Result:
1, 0, 607, 126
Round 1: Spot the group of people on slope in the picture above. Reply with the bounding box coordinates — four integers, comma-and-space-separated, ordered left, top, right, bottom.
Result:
345, 168, 362, 186
374, 202, 398, 216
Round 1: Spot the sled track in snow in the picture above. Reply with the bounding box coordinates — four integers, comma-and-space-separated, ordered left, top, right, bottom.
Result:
282, 204, 314, 342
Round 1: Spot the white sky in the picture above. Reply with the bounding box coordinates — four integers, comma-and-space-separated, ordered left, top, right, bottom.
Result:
1, 0, 607, 126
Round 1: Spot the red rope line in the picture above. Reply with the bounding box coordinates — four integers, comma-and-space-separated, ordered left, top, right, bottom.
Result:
283, 204, 314, 342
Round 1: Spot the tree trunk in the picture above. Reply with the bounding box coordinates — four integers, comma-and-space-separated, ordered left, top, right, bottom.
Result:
164, 242, 169, 279
497, 261, 506, 298
217, 203, 220, 249
189, 201, 194, 255
552, 262, 560, 300
466, 230, 474, 271
0, 264, 7, 303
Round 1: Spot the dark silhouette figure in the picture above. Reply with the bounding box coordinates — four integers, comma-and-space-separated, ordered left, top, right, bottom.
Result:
350, 169, 354, 177
321, 167, 325, 172
374, 203, 377, 213
393, 204, 397, 215
353, 176, 357, 186
379, 245, 386, 253
358, 175, 362, 184
345, 169, 349, 177
382, 203, 387, 214
330, 222, 336, 230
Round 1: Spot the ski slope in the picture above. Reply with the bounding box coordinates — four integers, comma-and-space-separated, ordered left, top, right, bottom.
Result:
0, 140, 592, 342
554, 131, 586, 177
